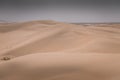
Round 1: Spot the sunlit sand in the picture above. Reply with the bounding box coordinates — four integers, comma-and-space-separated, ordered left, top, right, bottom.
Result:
0, 20, 120, 80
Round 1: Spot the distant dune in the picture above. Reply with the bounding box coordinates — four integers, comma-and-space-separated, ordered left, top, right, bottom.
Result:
0, 20, 120, 80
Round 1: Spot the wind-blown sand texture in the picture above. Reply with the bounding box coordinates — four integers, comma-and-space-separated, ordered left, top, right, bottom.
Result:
0, 20, 120, 80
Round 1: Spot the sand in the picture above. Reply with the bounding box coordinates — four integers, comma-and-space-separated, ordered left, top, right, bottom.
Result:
0, 20, 120, 80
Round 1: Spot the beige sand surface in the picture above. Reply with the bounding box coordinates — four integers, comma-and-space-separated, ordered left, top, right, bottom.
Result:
0, 20, 120, 80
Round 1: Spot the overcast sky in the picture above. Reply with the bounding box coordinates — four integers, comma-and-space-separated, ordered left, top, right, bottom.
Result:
0, 0, 120, 22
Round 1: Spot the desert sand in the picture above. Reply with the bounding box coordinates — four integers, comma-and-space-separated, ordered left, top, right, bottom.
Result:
0, 20, 120, 80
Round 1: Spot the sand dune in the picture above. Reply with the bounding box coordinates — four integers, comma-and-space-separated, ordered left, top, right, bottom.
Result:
0, 20, 120, 80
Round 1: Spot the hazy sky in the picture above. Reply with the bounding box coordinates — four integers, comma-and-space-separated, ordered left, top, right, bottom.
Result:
0, 0, 120, 22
